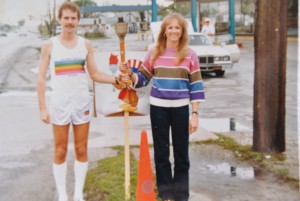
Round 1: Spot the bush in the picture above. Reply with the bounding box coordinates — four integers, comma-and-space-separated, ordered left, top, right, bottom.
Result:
84, 32, 106, 39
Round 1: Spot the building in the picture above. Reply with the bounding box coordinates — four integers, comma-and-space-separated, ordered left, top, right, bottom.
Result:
173, 0, 298, 36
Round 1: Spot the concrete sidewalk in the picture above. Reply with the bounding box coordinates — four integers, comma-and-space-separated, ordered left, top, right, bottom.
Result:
88, 114, 218, 150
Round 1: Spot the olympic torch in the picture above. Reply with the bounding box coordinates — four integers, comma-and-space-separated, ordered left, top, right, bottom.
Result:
115, 17, 131, 200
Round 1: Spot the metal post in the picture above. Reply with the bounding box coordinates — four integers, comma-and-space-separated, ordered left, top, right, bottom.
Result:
229, 0, 236, 43
151, 0, 157, 22
191, 0, 197, 32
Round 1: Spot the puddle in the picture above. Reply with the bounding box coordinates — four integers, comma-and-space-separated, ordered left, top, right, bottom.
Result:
199, 117, 252, 132
204, 162, 254, 180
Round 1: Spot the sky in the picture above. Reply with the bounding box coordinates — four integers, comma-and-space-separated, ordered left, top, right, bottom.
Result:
0, 0, 173, 26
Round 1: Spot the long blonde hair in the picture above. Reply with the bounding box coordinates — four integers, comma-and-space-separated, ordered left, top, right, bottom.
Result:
151, 13, 189, 65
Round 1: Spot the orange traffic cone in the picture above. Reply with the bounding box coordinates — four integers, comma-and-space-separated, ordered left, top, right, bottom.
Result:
136, 130, 156, 201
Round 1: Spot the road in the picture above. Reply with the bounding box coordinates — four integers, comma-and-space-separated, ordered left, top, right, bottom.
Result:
0, 32, 42, 90
0, 33, 299, 201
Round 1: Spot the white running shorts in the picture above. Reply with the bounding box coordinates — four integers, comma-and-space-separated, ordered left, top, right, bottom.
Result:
50, 92, 92, 125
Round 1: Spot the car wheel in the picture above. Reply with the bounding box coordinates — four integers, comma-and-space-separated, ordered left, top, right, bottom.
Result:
215, 70, 225, 77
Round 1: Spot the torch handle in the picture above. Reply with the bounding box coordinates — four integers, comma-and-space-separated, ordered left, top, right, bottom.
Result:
119, 37, 130, 200
124, 110, 130, 200
120, 40, 126, 64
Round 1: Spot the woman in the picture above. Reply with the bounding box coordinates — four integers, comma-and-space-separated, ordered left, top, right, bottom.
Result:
121, 13, 205, 201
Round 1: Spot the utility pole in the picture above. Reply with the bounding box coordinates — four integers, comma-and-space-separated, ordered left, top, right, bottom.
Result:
253, 0, 288, 152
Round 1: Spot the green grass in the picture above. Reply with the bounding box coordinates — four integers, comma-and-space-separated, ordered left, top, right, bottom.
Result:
198, 133, 253, 160
84, 32, 107, 40
84, 146, 138, 201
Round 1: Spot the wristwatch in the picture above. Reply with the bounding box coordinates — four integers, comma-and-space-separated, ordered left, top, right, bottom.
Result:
192, 111, 198, 115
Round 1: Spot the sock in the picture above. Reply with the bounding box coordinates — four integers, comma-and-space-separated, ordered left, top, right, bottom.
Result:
53, 162, 68, 201
74, 160, 88, 200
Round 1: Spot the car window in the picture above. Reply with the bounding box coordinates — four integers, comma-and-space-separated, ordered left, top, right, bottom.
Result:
188, 35, 212, 46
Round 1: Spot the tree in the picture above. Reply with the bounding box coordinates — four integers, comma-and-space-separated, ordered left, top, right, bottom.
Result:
75, 0, 97, 17
43, 0, 55, 36
288, 0, 298, 18
75, 0, 97, 7
241, 0, 255, 26
253, 0, 288, 152
158, 2, 190, 18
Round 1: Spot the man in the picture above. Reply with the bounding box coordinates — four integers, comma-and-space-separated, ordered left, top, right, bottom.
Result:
37, 2, 122, 201
201, 18, 215, 43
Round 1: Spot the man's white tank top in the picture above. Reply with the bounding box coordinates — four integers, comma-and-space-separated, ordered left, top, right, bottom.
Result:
49, 36, 89, 93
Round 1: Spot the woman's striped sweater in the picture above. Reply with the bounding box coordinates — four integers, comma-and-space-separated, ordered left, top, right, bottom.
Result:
134, 47, 205, 107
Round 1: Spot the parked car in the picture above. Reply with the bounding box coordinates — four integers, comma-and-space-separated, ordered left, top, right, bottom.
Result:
188, 32, 240, 76
150, 21, 240, 77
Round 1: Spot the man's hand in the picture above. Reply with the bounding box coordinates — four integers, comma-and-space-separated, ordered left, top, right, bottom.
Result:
40, 108, 50, 124
116, 73, 131, 89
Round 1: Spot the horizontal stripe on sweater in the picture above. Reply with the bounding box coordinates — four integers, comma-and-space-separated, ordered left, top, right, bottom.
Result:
150, 86, 190, 100
153, 78, 189, 90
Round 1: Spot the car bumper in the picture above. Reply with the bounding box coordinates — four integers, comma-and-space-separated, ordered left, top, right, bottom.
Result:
200, 62, 233, 72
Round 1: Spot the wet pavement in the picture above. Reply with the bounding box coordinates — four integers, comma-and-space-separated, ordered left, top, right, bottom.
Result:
0, 33, 299, 201
188, 144, 299, 201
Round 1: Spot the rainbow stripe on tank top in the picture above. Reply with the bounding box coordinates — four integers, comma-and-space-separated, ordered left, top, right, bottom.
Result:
54, 59, 86, 75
